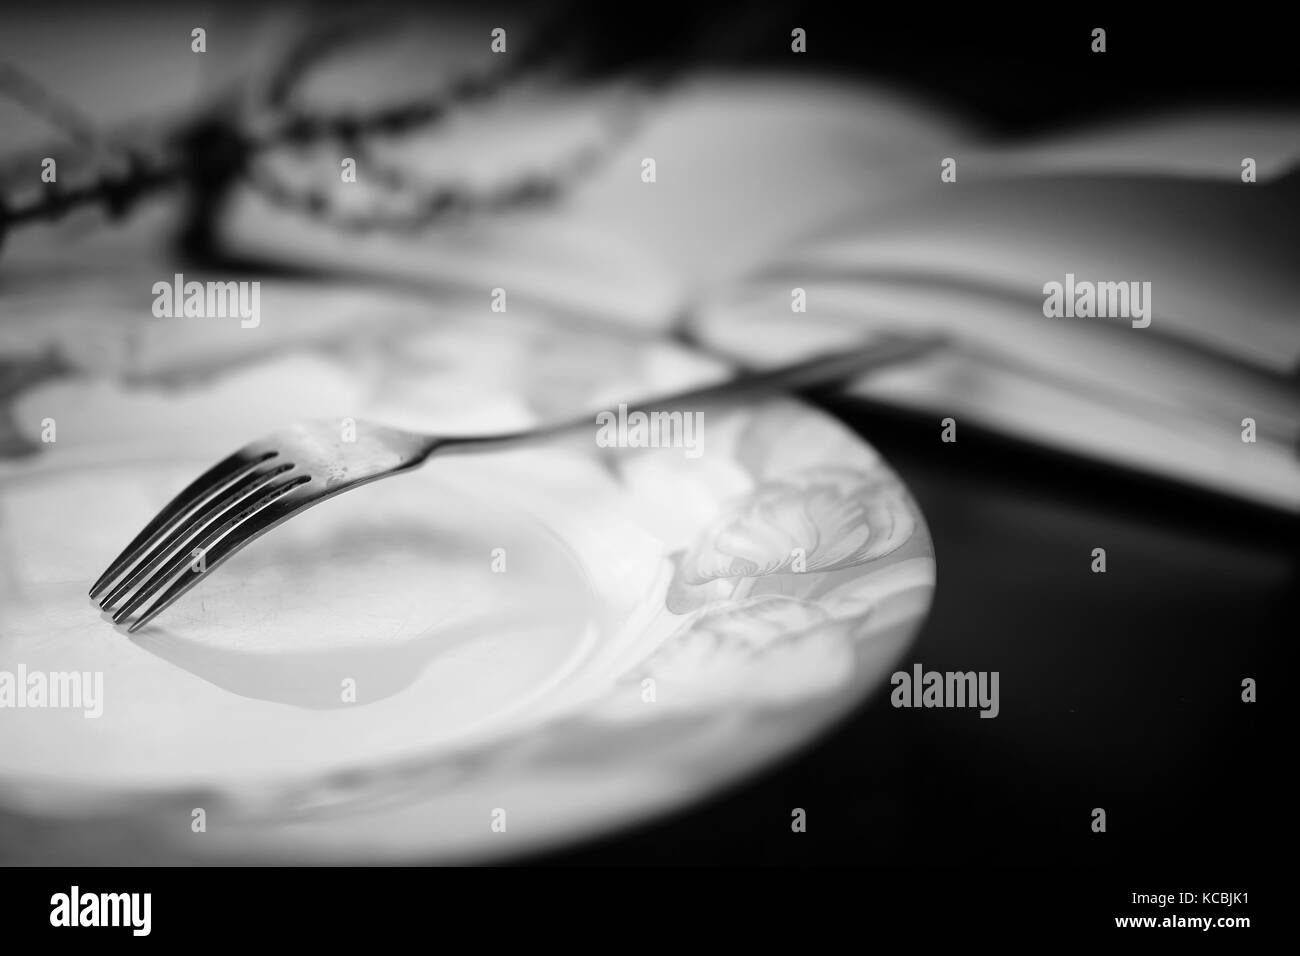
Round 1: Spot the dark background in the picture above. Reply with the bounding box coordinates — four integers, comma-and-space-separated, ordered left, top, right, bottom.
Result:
523, 4, 1293, 867
563, 2, 1300, 134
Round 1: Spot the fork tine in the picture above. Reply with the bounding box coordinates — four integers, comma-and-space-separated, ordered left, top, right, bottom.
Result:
119, 489, 311, 634
120, 491, 310, 634
97, 460, 295, 610
89, 448, 279, 599
110, 473, 311, 627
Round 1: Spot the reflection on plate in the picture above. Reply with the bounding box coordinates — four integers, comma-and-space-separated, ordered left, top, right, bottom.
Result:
0, 311, 934, 863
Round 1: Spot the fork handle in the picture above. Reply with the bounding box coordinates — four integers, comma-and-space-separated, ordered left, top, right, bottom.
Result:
437, 332, 946, 453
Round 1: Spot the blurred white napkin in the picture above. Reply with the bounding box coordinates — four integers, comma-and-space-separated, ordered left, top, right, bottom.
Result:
208, 60, 1300, 512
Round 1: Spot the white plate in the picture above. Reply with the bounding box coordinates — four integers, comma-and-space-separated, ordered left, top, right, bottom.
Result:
0, 308, 934, 863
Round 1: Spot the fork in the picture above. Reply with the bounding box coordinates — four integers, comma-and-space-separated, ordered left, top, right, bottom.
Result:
90, 333, 943, 632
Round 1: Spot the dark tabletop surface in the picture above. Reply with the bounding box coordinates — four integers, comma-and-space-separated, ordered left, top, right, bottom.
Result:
529, 397, 1288, 866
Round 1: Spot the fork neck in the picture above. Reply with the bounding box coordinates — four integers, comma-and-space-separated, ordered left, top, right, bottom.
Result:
430, 333, 945, 456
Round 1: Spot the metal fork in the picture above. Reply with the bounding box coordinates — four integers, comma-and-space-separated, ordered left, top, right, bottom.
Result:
90, 333, 943, 632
